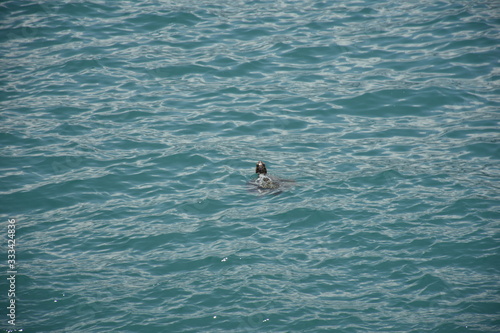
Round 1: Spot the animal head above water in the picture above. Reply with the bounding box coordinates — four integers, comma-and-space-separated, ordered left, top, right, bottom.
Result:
255, 161, 267, 175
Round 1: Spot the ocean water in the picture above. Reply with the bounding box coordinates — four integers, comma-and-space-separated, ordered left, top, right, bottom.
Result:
1, 0, 499, 332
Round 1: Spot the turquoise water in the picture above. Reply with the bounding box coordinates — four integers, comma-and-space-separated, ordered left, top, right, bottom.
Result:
1, 0, 499, 332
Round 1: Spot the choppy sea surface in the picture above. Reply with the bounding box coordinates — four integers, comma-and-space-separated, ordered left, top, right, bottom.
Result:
1, 1, 499, 332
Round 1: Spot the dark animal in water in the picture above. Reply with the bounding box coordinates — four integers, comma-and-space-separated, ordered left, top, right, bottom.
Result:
250, 161, 295, 192
254, 161, 279, 189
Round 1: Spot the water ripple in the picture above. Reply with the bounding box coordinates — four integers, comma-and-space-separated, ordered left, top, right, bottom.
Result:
1, 0, 499, 332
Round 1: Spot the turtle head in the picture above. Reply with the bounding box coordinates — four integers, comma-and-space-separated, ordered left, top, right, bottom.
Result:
255, 161, 267, 175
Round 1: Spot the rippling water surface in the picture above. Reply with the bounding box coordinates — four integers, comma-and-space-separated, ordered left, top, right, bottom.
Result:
1, 0, 499, 332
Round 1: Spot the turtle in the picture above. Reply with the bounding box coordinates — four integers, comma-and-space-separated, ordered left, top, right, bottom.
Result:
250, 161, 295, 193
